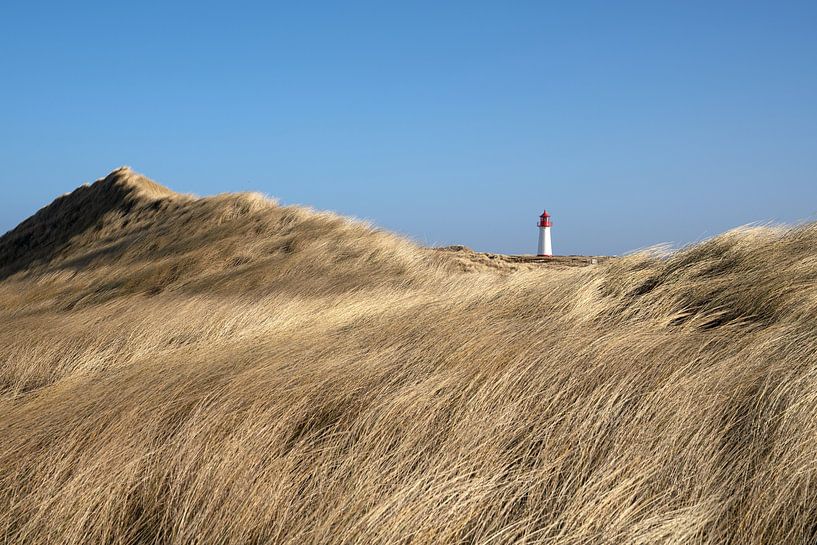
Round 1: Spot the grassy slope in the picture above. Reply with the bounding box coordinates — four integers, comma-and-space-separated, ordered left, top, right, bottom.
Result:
1, 168, 816, 544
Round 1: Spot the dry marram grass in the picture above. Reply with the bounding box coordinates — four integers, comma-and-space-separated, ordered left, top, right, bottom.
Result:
1, 168, 816, 544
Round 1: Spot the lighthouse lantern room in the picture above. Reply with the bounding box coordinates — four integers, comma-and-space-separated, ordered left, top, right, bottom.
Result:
537, 210, 552, 256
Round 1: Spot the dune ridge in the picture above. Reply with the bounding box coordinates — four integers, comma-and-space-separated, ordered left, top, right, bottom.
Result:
0, 167, 183, 278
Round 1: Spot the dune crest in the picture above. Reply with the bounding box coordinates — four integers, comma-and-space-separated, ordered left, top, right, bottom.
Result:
101, 166, 182, 200
0, 168, 183, 277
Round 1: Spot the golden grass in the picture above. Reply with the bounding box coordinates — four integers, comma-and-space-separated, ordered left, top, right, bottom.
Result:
1, 168, 816, 544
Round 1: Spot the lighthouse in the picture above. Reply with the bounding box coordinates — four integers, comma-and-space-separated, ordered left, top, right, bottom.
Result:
537, 210, 552, 256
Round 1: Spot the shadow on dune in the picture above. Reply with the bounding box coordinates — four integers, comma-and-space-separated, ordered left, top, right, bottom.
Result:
0, 168, 176, 281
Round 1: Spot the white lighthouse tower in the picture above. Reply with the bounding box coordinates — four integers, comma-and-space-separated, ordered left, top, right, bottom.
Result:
537, 210, 552, 256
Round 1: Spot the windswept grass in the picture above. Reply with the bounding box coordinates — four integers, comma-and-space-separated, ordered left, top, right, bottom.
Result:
1, 168, 816, 544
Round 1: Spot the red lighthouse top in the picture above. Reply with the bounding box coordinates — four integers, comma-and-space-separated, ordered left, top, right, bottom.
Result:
538, 210, 552, 228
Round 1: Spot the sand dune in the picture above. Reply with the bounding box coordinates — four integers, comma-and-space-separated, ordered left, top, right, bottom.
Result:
1, 169, 815, 544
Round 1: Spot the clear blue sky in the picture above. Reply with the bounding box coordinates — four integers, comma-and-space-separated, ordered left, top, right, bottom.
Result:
1, 1, 816, 255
